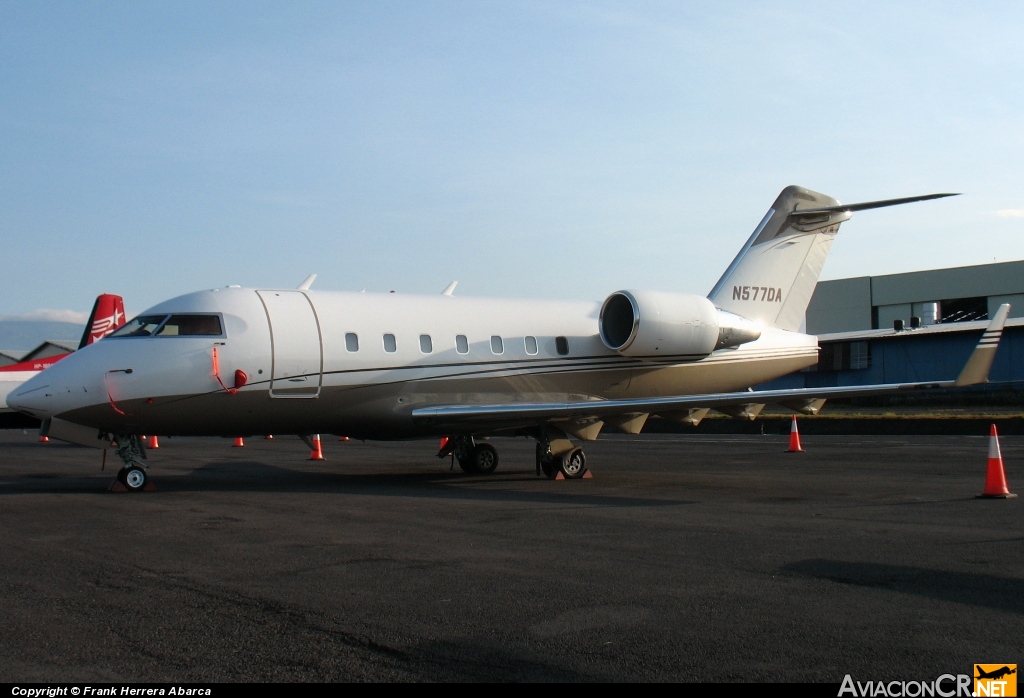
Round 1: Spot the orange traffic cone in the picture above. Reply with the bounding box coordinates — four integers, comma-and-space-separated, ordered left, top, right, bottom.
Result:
39, 435, 49, 443
787, 416, 803, 452
339, 436, 350, 442
978, 424, 1016, 498
265, 435, 274, 440
148, 435, 160, 449
309, 434, 325, 461
233, 437, 245, 448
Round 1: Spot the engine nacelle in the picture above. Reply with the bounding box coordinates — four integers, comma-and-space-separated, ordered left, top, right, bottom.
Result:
599, 290, 762, 358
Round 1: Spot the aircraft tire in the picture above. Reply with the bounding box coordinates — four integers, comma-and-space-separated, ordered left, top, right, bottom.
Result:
540, 458, 557, 479
457, 456, 474, 473
468, 443, 499, 474
118, 466, 147, 491
559, 448, 587, 479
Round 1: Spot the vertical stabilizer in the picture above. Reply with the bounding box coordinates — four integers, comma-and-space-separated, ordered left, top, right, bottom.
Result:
708, 186, 958, 332
78, 294, 126, 349
708, 186, 846, 332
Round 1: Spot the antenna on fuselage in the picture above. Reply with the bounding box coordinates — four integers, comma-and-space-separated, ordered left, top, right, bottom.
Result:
297, 274, 317, 290
442, 281, 458, 296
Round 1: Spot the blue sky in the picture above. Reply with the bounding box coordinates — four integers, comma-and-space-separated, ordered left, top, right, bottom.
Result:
2, 1, 1023, 320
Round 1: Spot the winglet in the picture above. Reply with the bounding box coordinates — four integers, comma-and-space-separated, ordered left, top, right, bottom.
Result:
954, 303, 1010, 386
442, 281, 458, 296
297, 274, 317, 290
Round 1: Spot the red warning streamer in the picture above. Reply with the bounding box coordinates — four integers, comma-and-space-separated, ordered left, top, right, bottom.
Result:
212, 346, 238, 395
103, 373, 129, 416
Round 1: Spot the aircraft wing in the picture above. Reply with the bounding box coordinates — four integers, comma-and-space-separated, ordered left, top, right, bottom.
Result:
413, 304, 1009, 431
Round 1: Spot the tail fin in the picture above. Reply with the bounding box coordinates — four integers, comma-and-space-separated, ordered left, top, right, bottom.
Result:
707, 186, 958, 332
78, 294, 126, 349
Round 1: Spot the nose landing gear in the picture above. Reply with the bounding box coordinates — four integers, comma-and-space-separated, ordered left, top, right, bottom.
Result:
109, 434, 151, 492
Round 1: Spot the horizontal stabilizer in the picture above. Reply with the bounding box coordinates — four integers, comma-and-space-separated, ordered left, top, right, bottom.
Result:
789, 193, 959, 218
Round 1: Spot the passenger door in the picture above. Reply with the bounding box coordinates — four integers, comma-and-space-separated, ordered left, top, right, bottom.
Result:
257, 290, 323, 398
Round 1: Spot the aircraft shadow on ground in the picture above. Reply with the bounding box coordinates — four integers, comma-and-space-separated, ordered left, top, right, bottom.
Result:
0, 458, 690, 509
783, 559, 1024, 615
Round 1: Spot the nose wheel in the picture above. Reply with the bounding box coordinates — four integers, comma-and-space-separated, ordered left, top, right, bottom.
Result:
108, 434, 152, 492
117, 466, 148, 491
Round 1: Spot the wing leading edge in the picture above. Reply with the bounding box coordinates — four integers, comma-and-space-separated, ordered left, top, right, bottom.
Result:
413, 305, 1010, 431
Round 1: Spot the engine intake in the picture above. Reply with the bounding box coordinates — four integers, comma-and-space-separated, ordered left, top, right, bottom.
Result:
599, 290, 761, 358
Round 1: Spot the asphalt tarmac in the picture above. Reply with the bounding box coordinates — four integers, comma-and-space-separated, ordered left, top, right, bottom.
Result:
0, 430, 1020, 682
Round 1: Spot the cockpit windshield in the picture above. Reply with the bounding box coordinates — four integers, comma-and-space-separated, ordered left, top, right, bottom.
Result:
156, 315, 223, 336
108, 315, 168, 337
108, 314, 224, 338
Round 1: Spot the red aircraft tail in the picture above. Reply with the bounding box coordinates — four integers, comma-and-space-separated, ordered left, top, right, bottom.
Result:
78, 294, 126, 349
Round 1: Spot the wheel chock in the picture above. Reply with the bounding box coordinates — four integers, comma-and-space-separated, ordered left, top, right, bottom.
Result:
582, 470, 593, 479
107, 479, 157, 492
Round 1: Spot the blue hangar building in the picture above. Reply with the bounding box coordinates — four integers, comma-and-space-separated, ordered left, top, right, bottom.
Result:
760, 260, 1024, 392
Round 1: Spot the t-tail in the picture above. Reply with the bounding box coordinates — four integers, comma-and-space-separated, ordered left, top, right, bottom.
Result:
707, 186, 958, 332
78, 293, 127, 349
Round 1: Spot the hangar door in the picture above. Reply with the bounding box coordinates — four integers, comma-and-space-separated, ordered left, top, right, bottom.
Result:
257, 290, 323, 398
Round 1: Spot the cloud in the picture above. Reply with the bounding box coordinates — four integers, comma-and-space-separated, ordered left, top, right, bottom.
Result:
995, 209, 1024, 218
0, 309, 89, 323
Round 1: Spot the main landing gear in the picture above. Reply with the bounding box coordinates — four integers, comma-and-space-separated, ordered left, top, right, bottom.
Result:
532, 438, 589, 474
437, 428, 589, 480
111, 434, 149, 492
437, 436, 499, 474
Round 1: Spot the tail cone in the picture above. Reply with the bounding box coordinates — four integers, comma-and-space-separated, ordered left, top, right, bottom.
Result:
979, 424, 1016, 498
787, 416, 803, 453
233, 437, 245, 448
309, 434, 325, 461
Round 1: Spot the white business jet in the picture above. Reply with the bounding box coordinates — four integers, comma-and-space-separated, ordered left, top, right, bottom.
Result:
9, 186, 1008, 491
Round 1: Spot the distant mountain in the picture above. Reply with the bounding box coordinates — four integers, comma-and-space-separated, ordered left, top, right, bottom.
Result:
0, 320, 85, 353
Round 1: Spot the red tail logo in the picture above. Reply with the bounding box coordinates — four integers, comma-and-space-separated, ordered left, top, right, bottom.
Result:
79, 294, 126, 349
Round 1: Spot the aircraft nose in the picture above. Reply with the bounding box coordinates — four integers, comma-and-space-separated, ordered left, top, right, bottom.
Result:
8, 376, 55, 419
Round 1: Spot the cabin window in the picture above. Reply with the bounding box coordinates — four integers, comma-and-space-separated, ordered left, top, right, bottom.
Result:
555, 336, 569, 355
419, 335, 432, 353
525, 335, 538, 355
383, 334, 397, 353
345, 333, 359, 352
108, 315, 168, 337
490, 336, 503, 354
456, 335, 469, 354
155, 315, 223, 336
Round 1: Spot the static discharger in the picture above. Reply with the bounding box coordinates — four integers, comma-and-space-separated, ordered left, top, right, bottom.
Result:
979, 424, 1017, 498
787, 415, 803, 453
